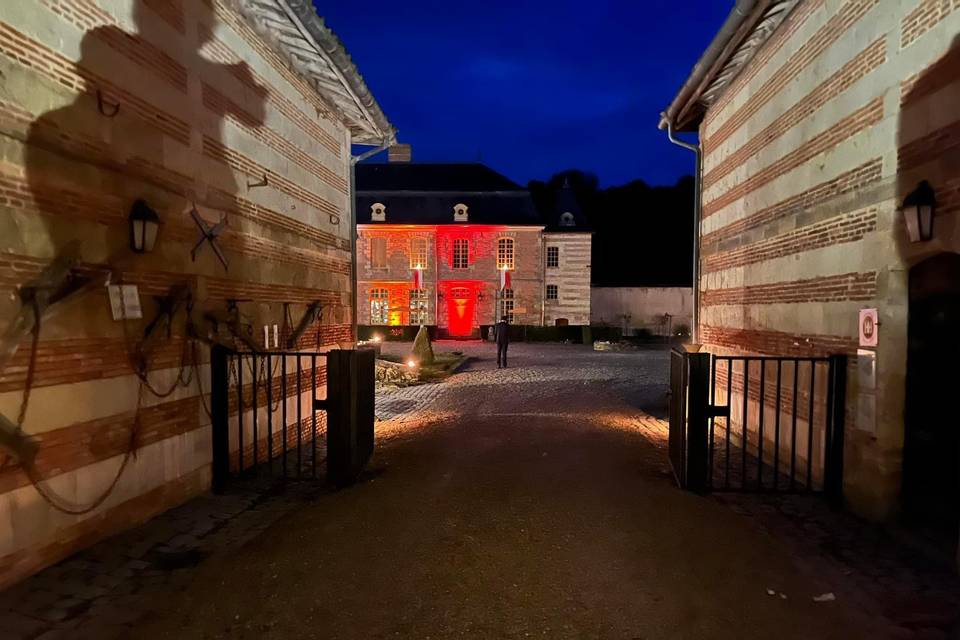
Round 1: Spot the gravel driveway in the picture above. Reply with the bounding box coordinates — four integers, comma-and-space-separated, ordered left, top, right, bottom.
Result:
138, 341, 880, 639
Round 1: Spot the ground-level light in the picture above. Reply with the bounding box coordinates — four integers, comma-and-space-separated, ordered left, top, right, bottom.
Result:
407, 359, 417, 368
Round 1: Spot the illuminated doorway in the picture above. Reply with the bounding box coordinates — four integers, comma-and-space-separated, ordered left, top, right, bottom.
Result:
446, 285, 477, 337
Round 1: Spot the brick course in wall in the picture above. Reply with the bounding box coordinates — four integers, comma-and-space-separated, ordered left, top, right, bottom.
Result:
703, 0, 880, 154
0, 0, 364, 586
703, 97, 884, 218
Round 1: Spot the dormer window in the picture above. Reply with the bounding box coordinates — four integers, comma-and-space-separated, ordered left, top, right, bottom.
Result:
371, 202, 386, 222
559, 212, 575, 227
453, 203, 468, 222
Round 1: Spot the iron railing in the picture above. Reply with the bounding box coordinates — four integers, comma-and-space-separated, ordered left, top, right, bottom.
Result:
210, 346, 375, 491
669, 349, 847, 499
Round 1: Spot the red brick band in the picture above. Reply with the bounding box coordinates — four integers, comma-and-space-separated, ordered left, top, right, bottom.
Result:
702, 159, 883, 247
704, 0, 880, 154
703, 98, 884, 218
0, 23, 191, 144
39, 0, 188, 92
203, 83, 347, 193
701, 272, 877, 307
703, 38, 885, 190
143, 0, 185, 34
901, 0, 959, 49
704, 0, 825, 131
700, 324, 858, 357
703, 208, 878, 274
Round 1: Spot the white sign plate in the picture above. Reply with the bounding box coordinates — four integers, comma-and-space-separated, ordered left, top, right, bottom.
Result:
108, 284, 143, 320
858, 308, 878, 348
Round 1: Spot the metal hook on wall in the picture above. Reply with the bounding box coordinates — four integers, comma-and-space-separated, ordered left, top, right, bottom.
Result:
96, 88, 120, 118
246, 174, 268, 189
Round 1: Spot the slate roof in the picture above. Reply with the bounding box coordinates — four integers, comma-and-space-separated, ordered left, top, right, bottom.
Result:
356, 163, 523, 192
543, 183, 591, 232
356, 162, 542, 226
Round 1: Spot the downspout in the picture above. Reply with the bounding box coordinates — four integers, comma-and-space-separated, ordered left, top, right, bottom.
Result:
350, 139, 392, 343
663, 117, 702, 346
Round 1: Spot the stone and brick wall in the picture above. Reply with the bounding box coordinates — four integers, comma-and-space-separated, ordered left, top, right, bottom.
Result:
0, 0, 354, 586
357, 225, 546, 328
697, 0, 960, 518
590, 287, 692, 335
543, 232, 591, 326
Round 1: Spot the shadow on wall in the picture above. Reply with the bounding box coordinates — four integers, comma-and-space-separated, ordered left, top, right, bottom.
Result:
896, 34, 960, 554
10, 2, 267, 509
25, 1, 266, 234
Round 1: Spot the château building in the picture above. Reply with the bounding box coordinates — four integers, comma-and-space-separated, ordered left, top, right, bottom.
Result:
356, 151, 591, 338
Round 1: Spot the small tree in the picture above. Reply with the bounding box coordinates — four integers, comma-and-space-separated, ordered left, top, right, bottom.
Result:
411, 325, 434, 365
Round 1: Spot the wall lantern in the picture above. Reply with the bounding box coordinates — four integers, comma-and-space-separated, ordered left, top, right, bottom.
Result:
129, 199, 160, 253
902, 180, 936, 243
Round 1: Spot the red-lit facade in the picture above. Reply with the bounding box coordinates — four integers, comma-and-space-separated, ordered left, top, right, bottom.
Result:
357, 223, 545, 337
356, 161, 591, 337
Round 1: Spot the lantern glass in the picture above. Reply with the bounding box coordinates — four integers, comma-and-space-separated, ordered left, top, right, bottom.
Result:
902, 181, 936, 243
129, 200, 160, 253
918, 203, 934, 241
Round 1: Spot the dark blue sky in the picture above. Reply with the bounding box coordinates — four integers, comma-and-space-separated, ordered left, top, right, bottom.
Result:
321, 1, 730, 188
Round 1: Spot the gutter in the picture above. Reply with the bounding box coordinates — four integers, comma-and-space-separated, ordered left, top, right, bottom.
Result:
350, 140, 393, 343
658, 0, 758, 131
663, 119, 702, 345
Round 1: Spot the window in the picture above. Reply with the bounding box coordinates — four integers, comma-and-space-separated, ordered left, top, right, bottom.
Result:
371, 237, 387, 269
559, 212, 575, 227
409, 237, 428, 269
497, 237, 515, 270
546, 246, 559, 268
453, 203, 468, 222
409, 289, 428, 325
371, 202, 386, 222
546, 285, 558, 300
499, 288, 514, 322
453, 238, 469, 269
369, 288, 388, 324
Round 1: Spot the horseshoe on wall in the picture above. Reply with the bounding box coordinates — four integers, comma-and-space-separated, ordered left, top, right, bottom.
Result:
96, 88, 120, 118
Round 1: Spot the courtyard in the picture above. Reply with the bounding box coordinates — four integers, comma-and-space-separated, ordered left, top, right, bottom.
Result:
2, 342, 956, 638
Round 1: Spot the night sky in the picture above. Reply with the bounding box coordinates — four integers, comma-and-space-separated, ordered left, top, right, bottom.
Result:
320, 1, 730, 188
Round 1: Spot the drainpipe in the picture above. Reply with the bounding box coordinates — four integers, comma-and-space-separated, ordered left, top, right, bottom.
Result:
350, 139, 392, 344
663, 117, 702, 345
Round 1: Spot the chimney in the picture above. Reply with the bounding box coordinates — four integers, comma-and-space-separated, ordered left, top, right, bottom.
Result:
388, 143, 412, 163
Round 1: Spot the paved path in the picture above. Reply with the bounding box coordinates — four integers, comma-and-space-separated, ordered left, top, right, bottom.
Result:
4, 342, 958, 639
136, 342, 884, 639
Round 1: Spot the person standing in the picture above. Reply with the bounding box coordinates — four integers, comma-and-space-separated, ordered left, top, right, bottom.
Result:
494, 315, 510, 368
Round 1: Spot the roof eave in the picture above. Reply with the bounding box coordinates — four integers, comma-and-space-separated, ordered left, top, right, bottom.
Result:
233, 0, 396, 145
659, 0, 797, 132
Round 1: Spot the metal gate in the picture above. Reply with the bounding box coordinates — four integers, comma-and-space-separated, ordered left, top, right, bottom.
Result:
669, 349, 847, 499
210, 346, 375, 491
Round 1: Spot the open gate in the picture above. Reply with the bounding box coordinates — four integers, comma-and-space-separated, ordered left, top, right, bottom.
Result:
669, 349, 847, 499
210, 346, 375, 492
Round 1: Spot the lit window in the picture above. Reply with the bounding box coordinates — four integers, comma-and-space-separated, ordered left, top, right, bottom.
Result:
546, 246, 559, 268
371, 237, 387, 269
546, 285, 558, 300
453, 238, 469, 269
409, 289, 428, 325
370, 288, 389, 324
409, 237, 428, 269
497, 237, 515, 270
499, 288, 514, 322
